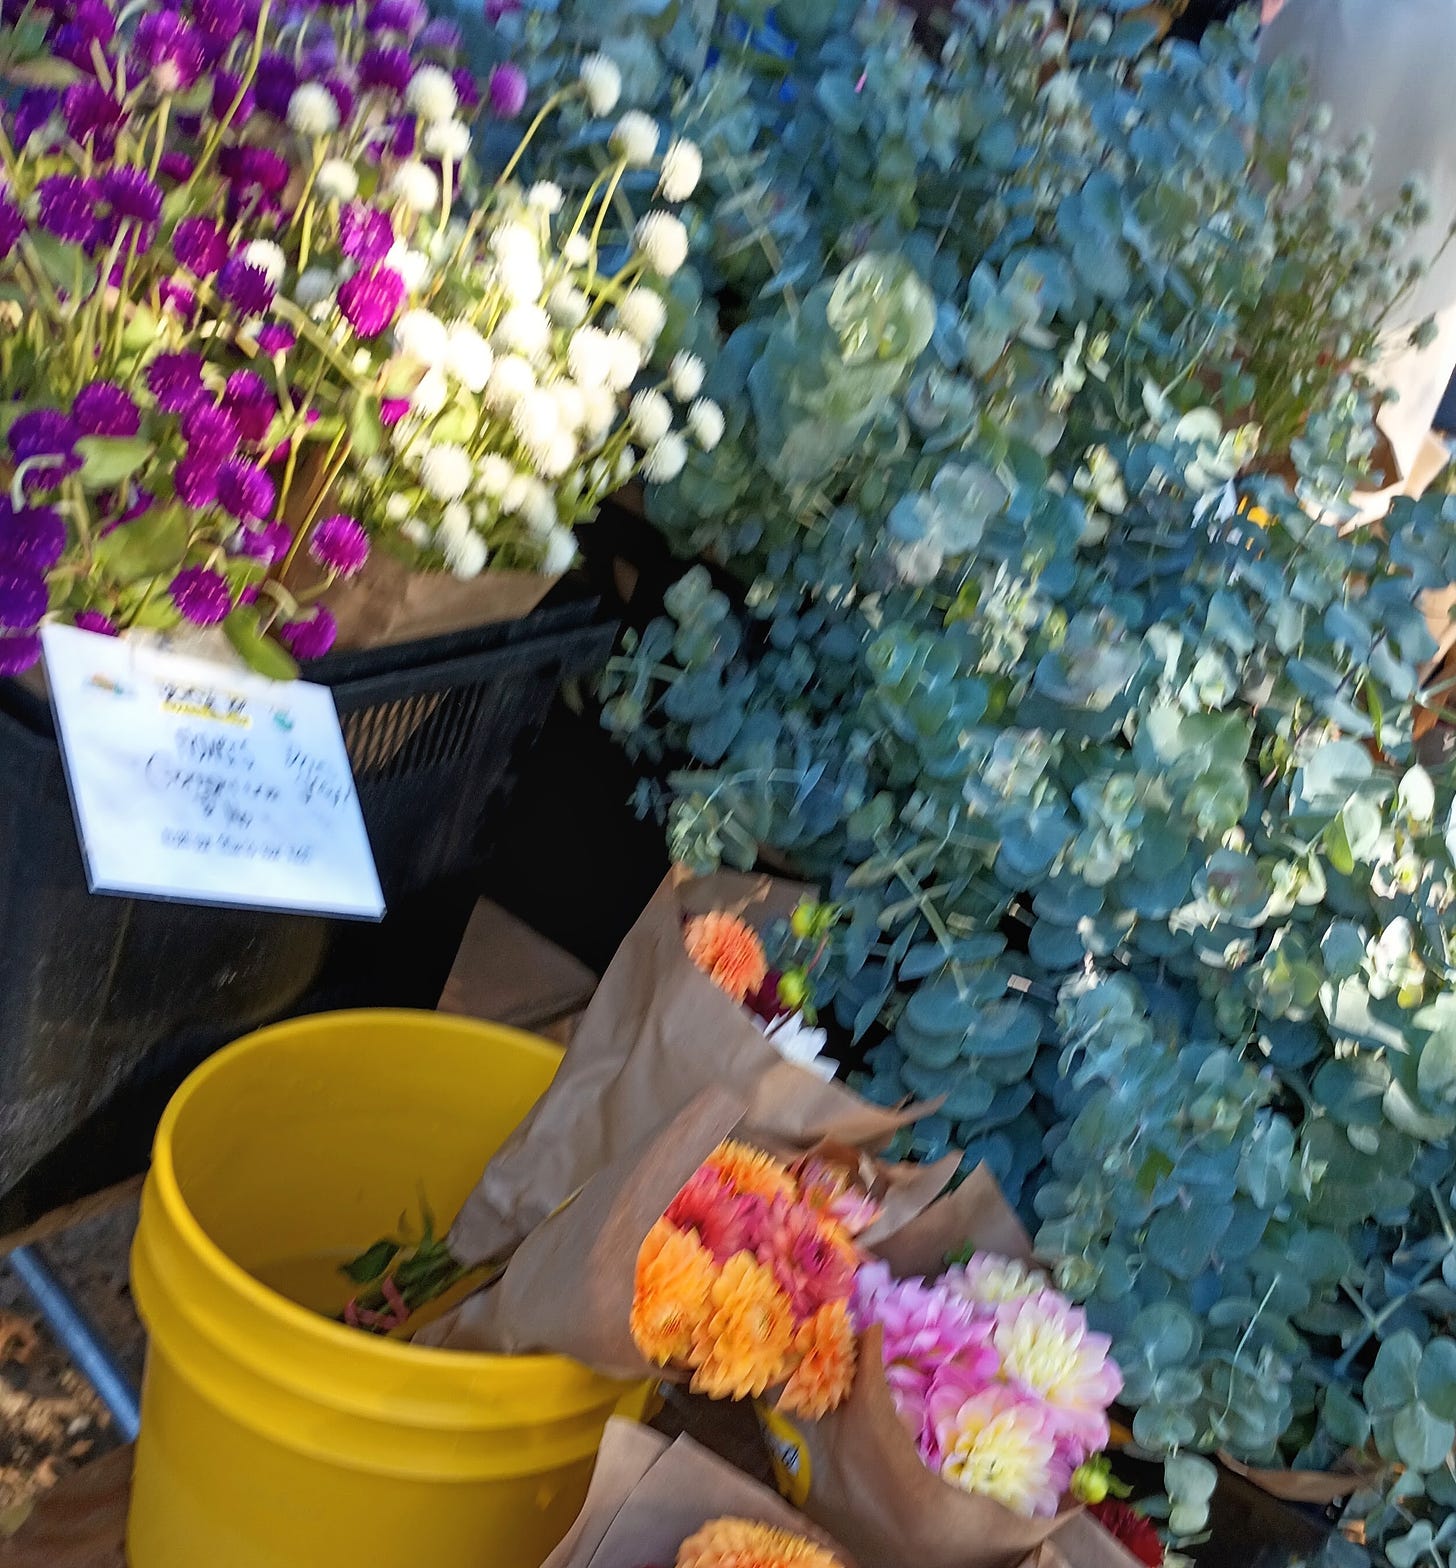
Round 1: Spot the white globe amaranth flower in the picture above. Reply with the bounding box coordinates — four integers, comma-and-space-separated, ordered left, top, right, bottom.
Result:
384, 492, 412, 524
581, 384, 616, 441
527, 181, 564, 214
445, 530, 489, 580
616, 286, 667, 347
288, 82, 339, 137
410, 368, 449, 416
604, 329, 642, 392
386, 240, 432, 292
562, 233, 591, 268
406, 65, 459, 124
419, 443, 472, 502
423, 119, 472, 163
568, 325, 614, 390
669, 351, 705, 400
495, 302, 553, 362
687, 397, 724, 451
658, 138, 702, 203
294, 266, 335, 308
614, 445, 637, 484
551, 381, 586, 434
445, 321, 493, 392
389, 160, 440, 213
610, 110, 660, 168
533, 431, 578, 479
547, 281, 590, 329
399, 517, 431, 546
474, 454, 514, 499
541, 525, 578, 575
642, 432, 687, 483
512, 387, 560, 453
484, 352, 537, 411
243, 239, 287, 284
504, 474, 556, 531
492, 221, 539, 266
634, 211, 688, 277
490, 227, 544, 302
315, 158, 359, 202
350, 349, 373, 375
578, 53, 622, 118
629, 388, 672, 445
395, 308, 449, 367
436, 501, 473, 550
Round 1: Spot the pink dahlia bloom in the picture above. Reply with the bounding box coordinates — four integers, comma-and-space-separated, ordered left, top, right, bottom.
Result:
928, 1380, 1068, 1519
755, 1196, 855, 1321
666, 1167, 768, 1265
991, 1291, 1122, 1466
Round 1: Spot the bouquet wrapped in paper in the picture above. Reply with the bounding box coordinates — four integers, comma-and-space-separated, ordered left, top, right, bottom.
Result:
758, 1171, 1151, 1568
543, 1418, 855, 1568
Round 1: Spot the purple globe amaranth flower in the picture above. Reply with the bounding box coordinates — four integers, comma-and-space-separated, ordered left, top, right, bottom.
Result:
173, 453, 220, 509
9, 410, 79, 464
308, 513, 369, 578
159, 278, 197, 321
218, 145, 289, 195
147, 351, 208, 413
484, 0, 521, 20
0, 500, 66, 572
324, 76, 355, 122
358, 44, 411, 92
452, 66, 480, 111
13, 88, 60, 150
488, 63, 528, 119
0, 571, 49, 630
0, 198, 23, 261
222, 371, 277, 443
133, 12, 205, 91
193, 0, 246, 51
216, 458, 275, 522
182, 402, 243, 460
61, 80, 124, 152
117, 487, 155, 526
256, 324, 296, 357
211, 70, 255, 127
74, 380, 141, 438
280, 604, 337, 660
0, 632, 41, 675
338, 202, 394, 265
419, 17, 461, 50
172, 216, 228, 277
36, 173, 99, 245
235, 520, 291, 565
379, 396, 410, 427
218, 257, 276, 317
159, 150, 197, 182
337, 265, 405, 338
169, 565, 232, 626
366, 0, 423, 32
101, 166, 164, 226
253, 51, 298, 119
74, 610, 118, 636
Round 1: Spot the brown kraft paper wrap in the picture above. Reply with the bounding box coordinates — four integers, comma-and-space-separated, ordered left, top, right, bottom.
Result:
447, 869, 933, 1267
761, 1165, 1075, 1568
542, 1419, 856, 1568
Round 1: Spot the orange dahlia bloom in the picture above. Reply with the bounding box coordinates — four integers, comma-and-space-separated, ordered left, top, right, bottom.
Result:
631, 1219, 717, 1365
704, 1139, 797, 1205
676, 1517, 846, 1568
685, 912, 768, 1003
779, 1299, 857, 1419
690, 1253, 795, 1401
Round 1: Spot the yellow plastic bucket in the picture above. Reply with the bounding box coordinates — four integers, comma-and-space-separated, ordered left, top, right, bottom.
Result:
129, 1009, 642, 1568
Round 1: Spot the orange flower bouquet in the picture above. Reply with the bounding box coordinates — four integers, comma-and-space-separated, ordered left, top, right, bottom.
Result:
630, 1141, 870, 1418
540, 1418, 856, 1568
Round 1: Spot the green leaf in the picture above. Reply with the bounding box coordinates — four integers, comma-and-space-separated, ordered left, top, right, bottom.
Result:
76, 436, 152, 491
92, 507, 188, 586
1366, 1330, 1422, 1413
1322, 1384, 1371, 1448
340, 1239, 400, 1285
224, 607, 300, 682
349, 395, 385, 461
1419, 1338, 1456, 1421
1393, 1404, 1454, 1471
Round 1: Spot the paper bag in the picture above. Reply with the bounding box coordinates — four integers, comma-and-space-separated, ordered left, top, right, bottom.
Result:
447, 870, 930, 1266
543, 1419, 855, 1568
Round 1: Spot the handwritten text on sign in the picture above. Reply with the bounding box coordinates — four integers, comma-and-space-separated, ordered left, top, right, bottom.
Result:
42, 625, 385, 919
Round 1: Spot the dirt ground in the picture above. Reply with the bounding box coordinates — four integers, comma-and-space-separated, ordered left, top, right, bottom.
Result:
0, 1202, 144, 1537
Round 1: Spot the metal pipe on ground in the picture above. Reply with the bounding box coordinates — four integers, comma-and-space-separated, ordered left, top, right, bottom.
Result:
7, 1243, 141, 1442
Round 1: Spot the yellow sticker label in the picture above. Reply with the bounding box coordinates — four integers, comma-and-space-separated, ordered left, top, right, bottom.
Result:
758, 1404, 812, 1507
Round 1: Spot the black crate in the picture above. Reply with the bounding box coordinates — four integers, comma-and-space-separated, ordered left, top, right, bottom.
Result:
0, 598, 615, 1207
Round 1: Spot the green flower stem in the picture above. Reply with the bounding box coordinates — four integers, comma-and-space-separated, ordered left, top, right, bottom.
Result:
491, 87, 576, 195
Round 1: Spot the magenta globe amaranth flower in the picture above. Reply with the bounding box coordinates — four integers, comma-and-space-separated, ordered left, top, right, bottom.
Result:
308, 514, 370, 578
489, 62, 528, 119
339, 203, 395, 266
236, 521, 292, 566
133, 12, 205, 91
36, 173, 98, 245
338, 266, 405, 338
74, 610, 118, 637
0, 632, 41, 676
223, 371, 277, 443
217, 459, 275, 523
173, 453, 220, 509
218, 257, 277, 317
0, 571, 49, 630
147, 351, 208, 413
169, 566, 232, 626
183, 403, 243, 460
73, 380, 141, 438
280, 605, 338, 661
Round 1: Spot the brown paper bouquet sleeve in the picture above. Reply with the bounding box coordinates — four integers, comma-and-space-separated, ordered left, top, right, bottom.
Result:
447, 869, 927, 1267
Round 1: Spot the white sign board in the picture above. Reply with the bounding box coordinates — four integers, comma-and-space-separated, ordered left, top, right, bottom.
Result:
42, 624, 385, 920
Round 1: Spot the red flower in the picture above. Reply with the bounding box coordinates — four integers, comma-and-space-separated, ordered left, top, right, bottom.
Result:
1089, 1500, 1163, 1567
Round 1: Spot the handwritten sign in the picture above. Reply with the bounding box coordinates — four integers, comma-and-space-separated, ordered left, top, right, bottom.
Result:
42, 624, 385, 920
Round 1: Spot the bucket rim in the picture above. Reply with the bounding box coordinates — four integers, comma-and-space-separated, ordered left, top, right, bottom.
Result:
147, 1007, 617, 1400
